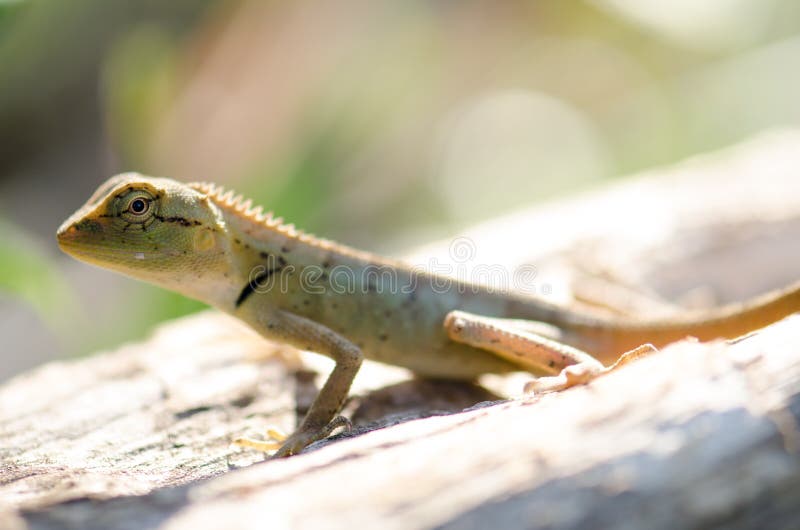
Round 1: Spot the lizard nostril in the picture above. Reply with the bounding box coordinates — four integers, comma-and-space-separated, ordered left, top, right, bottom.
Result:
56, 222, 77, 239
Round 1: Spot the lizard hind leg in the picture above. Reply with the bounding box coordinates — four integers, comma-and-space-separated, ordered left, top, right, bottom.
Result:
443, 310, 657, 394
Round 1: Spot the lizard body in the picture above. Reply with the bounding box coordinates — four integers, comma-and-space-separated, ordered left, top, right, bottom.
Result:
57, 173, 800, 456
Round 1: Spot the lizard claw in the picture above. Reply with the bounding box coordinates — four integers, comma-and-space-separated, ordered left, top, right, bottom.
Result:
231, 425, 288, 452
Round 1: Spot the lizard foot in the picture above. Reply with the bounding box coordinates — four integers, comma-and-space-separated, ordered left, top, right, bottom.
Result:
523, 363, 603, 394
233, 416, 352, 457
523, 343, 659, 394
270, 415, 352, 458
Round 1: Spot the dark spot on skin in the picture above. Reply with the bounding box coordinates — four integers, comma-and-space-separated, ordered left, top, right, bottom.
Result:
402, 290, 417, 307
234, 238, 241, 245
267, 324, 275, 330
548, 359, 555, 367
489, 338, 500, 344
322, 260, 331, 269
281, 245, 290, 253
303, 300, 310, 306
378, 333, 388, 341
259, 251, 270, 259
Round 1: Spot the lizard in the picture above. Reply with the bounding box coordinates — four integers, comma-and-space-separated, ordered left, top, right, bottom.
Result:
57, 172, 800, 457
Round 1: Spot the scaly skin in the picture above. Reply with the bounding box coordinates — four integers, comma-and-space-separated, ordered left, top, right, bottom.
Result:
57, 173, 800, 456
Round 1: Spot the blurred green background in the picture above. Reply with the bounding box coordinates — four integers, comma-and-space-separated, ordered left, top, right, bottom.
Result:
2, 0, 800, 380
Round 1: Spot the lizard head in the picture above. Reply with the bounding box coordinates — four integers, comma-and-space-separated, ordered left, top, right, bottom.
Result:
57, 173, 228, 295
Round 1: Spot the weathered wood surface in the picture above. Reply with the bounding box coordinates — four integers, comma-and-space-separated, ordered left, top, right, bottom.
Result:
2, 130, 800, 530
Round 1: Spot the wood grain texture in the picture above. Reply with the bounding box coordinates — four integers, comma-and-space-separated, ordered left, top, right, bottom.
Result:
2, 130, 800, 530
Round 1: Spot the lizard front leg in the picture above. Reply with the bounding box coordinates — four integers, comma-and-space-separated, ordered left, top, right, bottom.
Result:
234, 309, 363, 457
444, 310, 656, 393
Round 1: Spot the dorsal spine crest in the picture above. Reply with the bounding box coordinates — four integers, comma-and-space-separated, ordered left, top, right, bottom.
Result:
186, 181, 393, 263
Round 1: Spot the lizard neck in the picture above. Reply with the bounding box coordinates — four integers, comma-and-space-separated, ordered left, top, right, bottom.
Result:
202, 190, 404, 315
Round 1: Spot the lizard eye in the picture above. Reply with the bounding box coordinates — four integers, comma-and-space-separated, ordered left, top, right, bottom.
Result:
120, 190, 156, 222
129, 198, 148, 215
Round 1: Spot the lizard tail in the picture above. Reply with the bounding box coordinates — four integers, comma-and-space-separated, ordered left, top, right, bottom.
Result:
557, 280, 800, 363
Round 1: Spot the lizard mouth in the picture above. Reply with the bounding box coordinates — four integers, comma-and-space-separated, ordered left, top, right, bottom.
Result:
56, 221, 124, 265
56, 236, 109, 263
57, 221, 176, 268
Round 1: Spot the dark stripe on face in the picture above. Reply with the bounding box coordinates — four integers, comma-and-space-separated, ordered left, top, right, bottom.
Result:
154, 215, 202, 227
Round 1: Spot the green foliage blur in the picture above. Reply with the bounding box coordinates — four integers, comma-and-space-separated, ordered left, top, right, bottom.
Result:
0, 220, 76, 332
2, 0, 800, 377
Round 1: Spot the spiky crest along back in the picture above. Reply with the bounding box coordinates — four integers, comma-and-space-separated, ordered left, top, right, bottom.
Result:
186, 182, 387, 263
